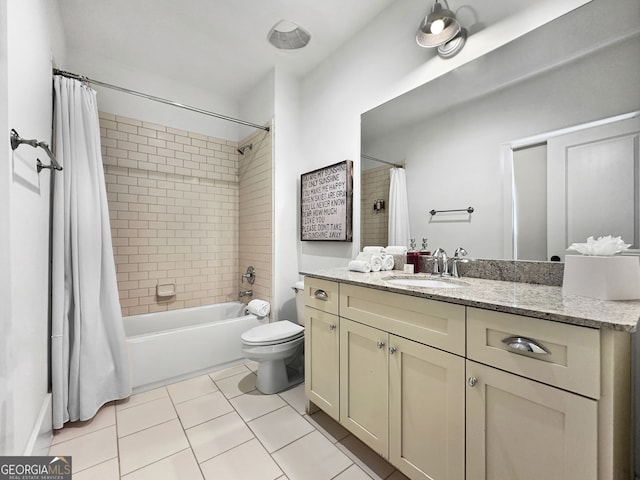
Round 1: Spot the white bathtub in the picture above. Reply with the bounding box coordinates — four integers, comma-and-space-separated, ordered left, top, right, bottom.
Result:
124, 302, 261, 391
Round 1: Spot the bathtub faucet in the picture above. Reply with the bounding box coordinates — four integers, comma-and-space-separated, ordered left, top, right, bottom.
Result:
239, 289, 253, 299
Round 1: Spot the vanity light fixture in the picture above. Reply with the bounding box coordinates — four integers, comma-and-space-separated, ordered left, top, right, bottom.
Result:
268, 20, 311, 50
416, 0, 467, 58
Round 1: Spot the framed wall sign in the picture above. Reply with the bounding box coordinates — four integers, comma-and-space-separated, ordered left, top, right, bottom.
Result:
301, 160, 353, 241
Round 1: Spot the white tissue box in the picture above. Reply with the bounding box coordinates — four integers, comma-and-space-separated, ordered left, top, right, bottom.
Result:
563, 255, 640, 300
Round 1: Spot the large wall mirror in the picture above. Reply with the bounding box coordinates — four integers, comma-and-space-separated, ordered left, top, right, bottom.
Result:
361, 0, 640, 260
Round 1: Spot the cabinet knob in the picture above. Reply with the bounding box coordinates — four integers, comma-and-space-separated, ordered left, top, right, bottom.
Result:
388, 346, 397, 355
313, 289, 328, 300
329, 324, 336, 331
376, 341, 385, 349
468, 376, 478, 387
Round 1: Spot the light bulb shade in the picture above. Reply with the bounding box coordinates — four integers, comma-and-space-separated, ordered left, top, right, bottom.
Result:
416, 2, 461, 47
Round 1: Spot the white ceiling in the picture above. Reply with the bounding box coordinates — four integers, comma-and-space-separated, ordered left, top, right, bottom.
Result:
56, 0, 398, 101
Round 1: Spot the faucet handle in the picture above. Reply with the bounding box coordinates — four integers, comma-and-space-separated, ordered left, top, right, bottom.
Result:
454, 247, 468, 258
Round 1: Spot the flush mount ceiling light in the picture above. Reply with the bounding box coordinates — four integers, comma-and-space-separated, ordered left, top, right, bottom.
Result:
416, 1, 467, 58
268, 20, 311, 50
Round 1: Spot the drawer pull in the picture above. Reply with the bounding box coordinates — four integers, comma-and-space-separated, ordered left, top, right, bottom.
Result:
329, 324, 336, 331
502, 336, 550, 355
314, 289, 328, 300
376, 341, 386, 349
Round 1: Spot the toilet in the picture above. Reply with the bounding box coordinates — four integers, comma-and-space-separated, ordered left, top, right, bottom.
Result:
241, 281, 306, 394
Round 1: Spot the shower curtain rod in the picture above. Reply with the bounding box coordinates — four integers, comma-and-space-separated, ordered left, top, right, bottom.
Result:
361, 154, 402, 168
53, 69, 270, 132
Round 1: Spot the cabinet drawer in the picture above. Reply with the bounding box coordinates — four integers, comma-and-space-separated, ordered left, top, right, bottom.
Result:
467, 307, 600, 399
303, 278, 339, 315
340, 284, 465, 356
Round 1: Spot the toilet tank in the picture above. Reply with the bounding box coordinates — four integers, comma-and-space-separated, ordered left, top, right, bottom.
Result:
294, 280, 305, 326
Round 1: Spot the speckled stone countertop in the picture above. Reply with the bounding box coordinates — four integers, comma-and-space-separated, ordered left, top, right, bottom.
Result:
300, 268, 640, 332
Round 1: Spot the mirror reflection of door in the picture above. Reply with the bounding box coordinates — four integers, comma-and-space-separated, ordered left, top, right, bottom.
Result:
513, 114, 640, 261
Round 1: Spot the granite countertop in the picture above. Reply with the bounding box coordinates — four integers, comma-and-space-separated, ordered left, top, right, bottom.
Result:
300, 268, 640, 332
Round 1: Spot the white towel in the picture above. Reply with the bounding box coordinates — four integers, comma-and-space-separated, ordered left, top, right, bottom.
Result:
385, 245, 408, 255
382, 254, 395, 271
356, 252, 383, 272
247, 299, 271, 317
362, 246, 385, 254
348, 260, 371, 273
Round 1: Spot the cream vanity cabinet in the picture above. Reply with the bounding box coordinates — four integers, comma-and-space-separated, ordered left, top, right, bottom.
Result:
465, 307, 630, 480
339, 284, 466, 480
304, 277, 340, 420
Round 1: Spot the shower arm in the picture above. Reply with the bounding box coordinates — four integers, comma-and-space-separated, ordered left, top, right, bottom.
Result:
10, 129, 63, 171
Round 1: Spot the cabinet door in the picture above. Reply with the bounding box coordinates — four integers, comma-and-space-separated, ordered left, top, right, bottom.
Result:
466, 361, 598, 480
340, 318, 389, 458
389, 335, 465, 480
305, 307, 340, 420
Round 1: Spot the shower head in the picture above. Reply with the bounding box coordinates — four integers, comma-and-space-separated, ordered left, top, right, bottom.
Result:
237, 144, 253, 155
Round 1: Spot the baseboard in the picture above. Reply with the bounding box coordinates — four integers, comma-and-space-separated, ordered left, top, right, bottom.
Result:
23, 394, 52, 456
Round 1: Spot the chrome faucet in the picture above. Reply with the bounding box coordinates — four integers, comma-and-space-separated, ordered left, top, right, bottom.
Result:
239, 290, 253, 299
451, 247, 469, 278
432, 248, 449, 276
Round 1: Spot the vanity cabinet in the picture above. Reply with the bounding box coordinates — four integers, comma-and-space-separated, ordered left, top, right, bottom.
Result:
304, 278, 340, 420
304, 279, 632, 480
339, 285, 466, 480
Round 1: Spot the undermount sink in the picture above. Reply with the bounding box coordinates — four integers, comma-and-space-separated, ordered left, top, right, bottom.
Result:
386, 277, 463, 289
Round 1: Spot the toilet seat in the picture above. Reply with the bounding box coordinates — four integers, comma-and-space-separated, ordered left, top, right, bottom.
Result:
241, 320, 304, 346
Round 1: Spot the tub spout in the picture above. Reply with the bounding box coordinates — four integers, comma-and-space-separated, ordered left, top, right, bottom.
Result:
239, 290, 253, 299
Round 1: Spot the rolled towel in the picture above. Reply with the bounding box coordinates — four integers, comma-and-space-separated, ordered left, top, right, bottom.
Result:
247, 299, 271, 317
382, 254, 395, 271
363, 246, 385, 254
348, 260, 371, 273
385, 245, 408, 255
356, 252, 383, 272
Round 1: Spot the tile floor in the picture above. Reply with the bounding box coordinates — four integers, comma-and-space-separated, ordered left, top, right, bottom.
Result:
49, 362, 410, 480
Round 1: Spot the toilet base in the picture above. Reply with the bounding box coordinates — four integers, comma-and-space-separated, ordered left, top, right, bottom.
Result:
255, 360, 303, 394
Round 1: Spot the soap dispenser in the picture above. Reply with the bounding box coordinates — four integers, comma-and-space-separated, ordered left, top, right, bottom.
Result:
406, 237, 420, 273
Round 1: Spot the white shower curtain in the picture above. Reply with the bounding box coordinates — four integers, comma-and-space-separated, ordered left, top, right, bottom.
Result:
388, 167, 411, 246
51, 76, 131, 428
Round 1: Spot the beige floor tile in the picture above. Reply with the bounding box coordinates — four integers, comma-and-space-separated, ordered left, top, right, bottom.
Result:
186, 411, 254, 463
333, 464, 376, 480
337, 435, 395, 480
244, 361, 259, 372
72, 458, 120, 480
175, 391, 234, 429
208, 363, 252, 381
305, 410, 350, 444
117, 396, 177, 437
167, 374, 218, 404
278, 383, 307, 415
116, 387, 168, 411
200, 438, 282, 480
230, 391, 287, 422
118, 418, 189, 475
52, 404, 116, 445
248, 405, 314, 453
121, 449, 203, 480
272, 431, 352, 480
49, 425, 117, 474
214, 371, 257, 398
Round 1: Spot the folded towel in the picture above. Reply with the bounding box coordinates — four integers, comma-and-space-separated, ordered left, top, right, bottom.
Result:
363, 246, 385, 254
385, 245, 408, 255
356, 252, 383, 272
247, 299, 271, 317
382, 254, 395, 271
348, 260, 371, 273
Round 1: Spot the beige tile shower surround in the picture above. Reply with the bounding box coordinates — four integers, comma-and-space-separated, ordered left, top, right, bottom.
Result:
360, 165, 389, 250
100, 113, 273, 316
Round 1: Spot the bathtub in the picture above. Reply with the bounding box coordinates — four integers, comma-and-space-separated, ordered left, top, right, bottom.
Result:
123, 302, 261, 391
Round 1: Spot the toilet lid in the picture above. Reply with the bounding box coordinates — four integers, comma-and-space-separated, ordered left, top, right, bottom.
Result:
241, 320, 304, 346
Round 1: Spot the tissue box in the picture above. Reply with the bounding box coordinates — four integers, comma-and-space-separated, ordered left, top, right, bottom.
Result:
563, 255, 640, 300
